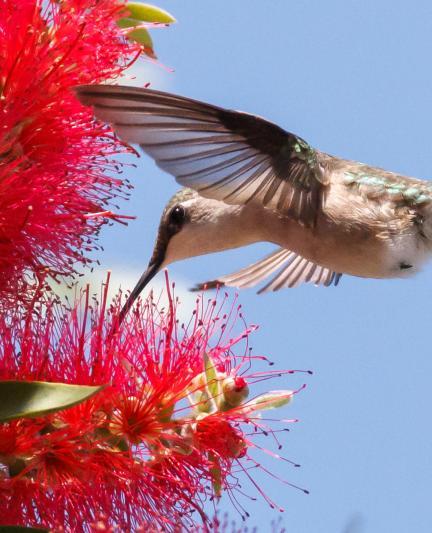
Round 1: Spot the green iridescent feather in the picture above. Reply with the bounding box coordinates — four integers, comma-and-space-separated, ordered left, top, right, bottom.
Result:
343, 168, 432, 205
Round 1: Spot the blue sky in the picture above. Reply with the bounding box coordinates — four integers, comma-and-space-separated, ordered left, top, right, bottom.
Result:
96, 2, 432, 531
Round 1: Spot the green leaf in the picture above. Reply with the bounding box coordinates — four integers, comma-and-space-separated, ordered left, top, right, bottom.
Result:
124, 3, 176, 24
240, 390, 293, 414
0, 527, 49, 532
208, 452, 222, 498
204, 353, 219, 401
117, 17, 141, 29
126, 27, 154, 50
0, 380, 105, 422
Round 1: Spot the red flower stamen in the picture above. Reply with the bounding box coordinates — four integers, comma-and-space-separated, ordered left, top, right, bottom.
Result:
0, 275, 305, 530
0, 0, 143, 307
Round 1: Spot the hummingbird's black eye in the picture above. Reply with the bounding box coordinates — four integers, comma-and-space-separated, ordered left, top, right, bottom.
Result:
168, 204, 186, 227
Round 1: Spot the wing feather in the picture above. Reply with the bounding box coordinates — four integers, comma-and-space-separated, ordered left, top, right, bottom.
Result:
193, 248, 341, 294
76, 85, 327, 226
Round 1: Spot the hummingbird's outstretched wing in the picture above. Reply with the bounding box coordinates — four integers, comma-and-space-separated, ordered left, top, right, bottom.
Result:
192, 248, 342, 293
76, 85, 327, 227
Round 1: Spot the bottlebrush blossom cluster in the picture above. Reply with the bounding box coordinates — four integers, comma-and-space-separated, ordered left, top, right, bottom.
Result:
0, 0, 143, 306
0, 275, 305, 531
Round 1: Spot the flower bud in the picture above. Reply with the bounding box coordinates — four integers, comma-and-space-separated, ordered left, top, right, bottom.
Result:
221, 376, 249, 408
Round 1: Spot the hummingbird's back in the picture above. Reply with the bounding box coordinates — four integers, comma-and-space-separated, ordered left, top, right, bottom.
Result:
313, 153, 432, 279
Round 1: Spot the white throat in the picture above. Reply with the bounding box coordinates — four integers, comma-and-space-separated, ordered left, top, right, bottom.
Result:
162, 199, 267, 266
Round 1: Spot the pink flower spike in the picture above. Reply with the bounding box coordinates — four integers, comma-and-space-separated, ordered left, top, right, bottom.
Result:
0, 0, 145, 308
0, 275, 306, 530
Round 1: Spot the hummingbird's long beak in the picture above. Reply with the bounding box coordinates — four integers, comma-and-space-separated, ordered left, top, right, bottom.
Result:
118, 256, 163, 324
117, 202, 175, 325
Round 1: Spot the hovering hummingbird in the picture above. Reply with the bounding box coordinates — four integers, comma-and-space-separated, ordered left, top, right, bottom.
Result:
76, 85, 432, 317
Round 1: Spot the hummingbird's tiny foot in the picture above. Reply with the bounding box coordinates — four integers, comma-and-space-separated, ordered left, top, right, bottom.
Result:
190, 280, 224, 292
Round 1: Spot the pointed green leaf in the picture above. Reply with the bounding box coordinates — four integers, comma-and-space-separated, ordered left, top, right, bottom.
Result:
126, 27, 154, 50
204, 353, 219, 400
208, 452, 222, 498
240, 390, 293, 414
125, 3, 176, 24
117, 17, 141, 29
0, 527, 49, 532
0, 380, 105, 422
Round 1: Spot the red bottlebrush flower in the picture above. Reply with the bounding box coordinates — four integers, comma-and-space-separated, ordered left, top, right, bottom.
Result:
0, 274, 306, 530
196, 418, 247, 460
0, 0, 143, 306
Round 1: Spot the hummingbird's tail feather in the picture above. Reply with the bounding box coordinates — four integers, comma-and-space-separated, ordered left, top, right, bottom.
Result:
192, 248, 342, 293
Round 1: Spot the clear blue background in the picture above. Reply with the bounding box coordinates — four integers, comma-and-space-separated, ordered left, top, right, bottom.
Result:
98, 2, 432, 531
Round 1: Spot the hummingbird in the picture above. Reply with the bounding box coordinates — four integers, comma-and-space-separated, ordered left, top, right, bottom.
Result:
76, 84, 432, 317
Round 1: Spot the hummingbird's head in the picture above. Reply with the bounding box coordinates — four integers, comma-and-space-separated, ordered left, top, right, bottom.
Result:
119, 188, 248, 321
